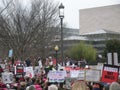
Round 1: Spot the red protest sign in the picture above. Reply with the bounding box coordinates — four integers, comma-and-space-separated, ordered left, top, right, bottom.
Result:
16, 69, 23, 73
101, 64, 119, 83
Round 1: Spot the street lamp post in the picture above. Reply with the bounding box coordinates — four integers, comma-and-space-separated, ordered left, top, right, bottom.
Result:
59, 3, 64, 66
54, 45, 59, 70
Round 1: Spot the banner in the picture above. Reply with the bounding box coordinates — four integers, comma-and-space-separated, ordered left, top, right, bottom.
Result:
48, 71, 67, 82
2, 72, 13, 84
85, 69, 101, 82
101, 64, 119, 83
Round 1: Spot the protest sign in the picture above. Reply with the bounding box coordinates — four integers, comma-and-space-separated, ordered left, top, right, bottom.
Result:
48, 71, 67, 83
70, 70, 80, 78
16, 65, 24, 74
70, 70, 85, 80
107, 53, 112, 65
96, 63, 103, 76
2, 72, 13, 84
34, 66, 40, 75
9, 65, 14, 72
8, 49, 13, 57
78, 70, 85, 80
0, 64, 5, 69
15, 65, 24, 80
25, 67, 34, 78
101, 64, 119, 83
85, 69, 101, 82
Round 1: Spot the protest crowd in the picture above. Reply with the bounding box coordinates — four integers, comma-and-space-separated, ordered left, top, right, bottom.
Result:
0, 56, 120, 90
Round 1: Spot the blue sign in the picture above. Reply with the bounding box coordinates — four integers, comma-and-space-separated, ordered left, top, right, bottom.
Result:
8, 49, 13, 57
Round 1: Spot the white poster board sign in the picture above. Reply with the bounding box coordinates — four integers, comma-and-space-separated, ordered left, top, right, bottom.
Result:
85, 69, 101, 82
2, 72, 14, 84
25, 67, 34, 78
96, 63, 103, 76
0, 64, 5, 69
34, 66, 40, 75
107, 53, 112, 65
8, 49, 13, 57
48, 71, 67, 82
114, 52, 118, 65
70, 70, 85, 80
70, 70, 80, 78
78, 70, 85, 80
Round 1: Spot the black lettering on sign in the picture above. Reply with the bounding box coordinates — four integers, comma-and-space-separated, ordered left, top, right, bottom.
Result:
104, 75, 114, 80
107, 72, 113, 75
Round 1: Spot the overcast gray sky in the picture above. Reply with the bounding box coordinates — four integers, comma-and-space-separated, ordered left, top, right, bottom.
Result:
56, 0, 120, 29
23, 0, 120, 29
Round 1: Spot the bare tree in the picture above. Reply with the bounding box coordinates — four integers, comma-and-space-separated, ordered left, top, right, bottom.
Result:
0, 0, 60, 59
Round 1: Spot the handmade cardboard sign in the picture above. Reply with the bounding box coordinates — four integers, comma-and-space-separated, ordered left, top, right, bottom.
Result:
25, 67, 34, 78
2, 72, 13, 84
101, 64, 119, 83
48, 71, 66, 82
70, 70, 85, 80
85, 69, 101, 82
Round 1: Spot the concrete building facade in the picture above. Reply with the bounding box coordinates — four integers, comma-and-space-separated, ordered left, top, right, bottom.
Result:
79, 4, 120, 35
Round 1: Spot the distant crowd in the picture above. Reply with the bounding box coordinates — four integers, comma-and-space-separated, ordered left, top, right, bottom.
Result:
0, 56, 120, 90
